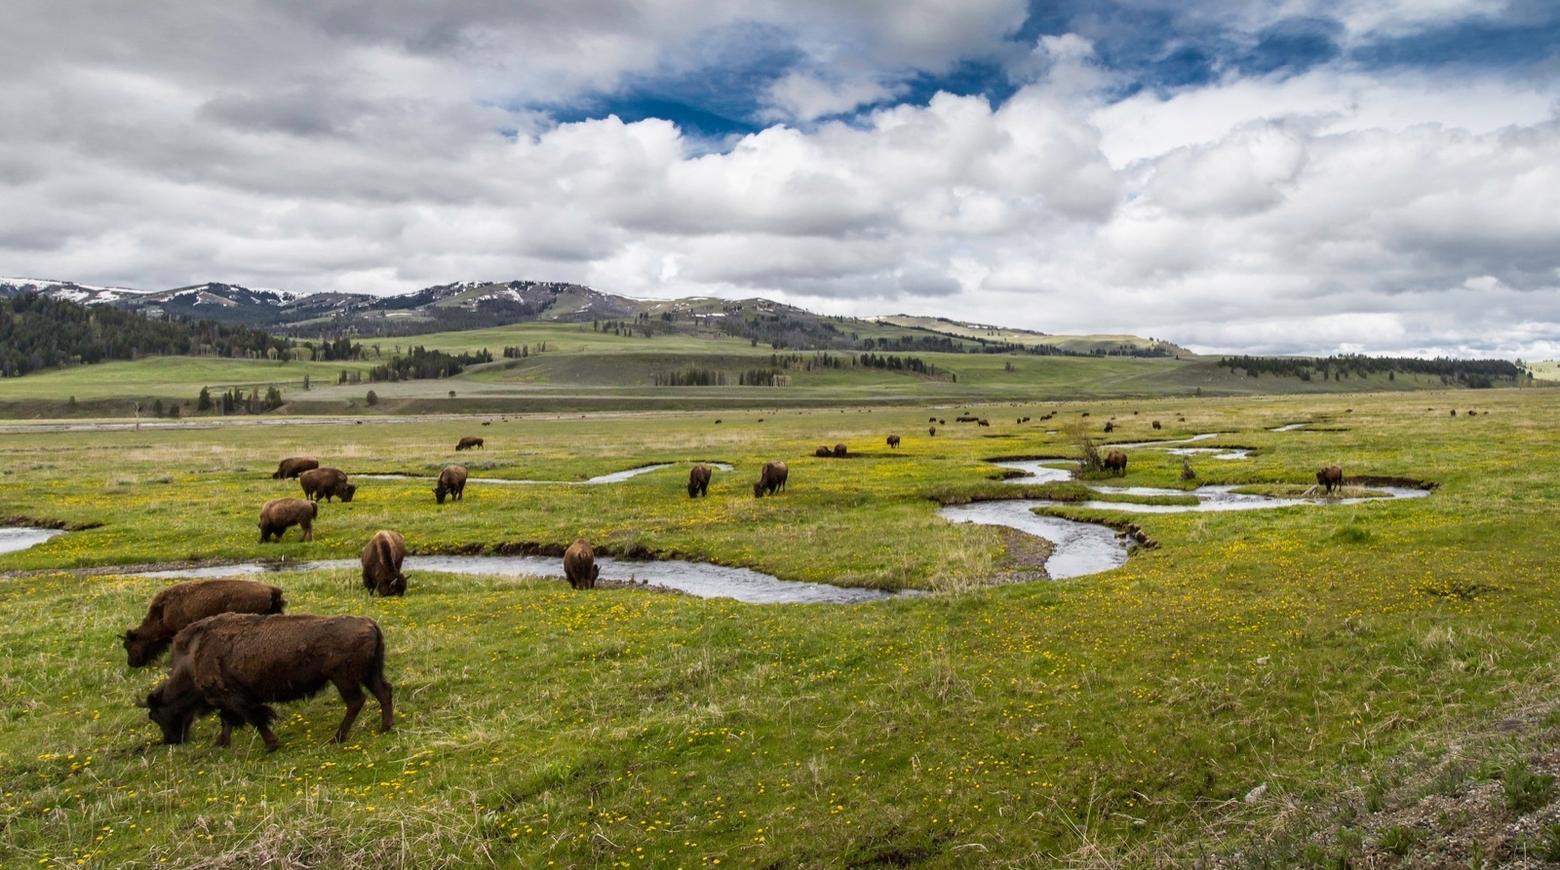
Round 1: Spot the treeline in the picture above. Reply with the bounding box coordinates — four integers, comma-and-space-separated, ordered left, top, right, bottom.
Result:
1219, 354, 1523, 387
367, 347, 492, 382
858, 352, 940, 375
0, 292, 291, 377
195, 386, 285, 415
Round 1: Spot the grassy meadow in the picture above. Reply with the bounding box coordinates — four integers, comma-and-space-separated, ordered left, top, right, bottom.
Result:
2, 388, 1559, 866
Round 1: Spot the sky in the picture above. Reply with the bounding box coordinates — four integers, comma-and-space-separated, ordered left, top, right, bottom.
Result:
2, 1, 1558, 357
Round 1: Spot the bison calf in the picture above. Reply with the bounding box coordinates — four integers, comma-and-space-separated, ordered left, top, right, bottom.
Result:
271, 457, 319, 480
299, 467, 357, 503
361, 530, 407, 597
563, 539, 600, 589
123, 579, 285, 667
687, 464, 712, 498
259, 498, 317, 543
434, 465, 467, 504
143, 613, 392, 751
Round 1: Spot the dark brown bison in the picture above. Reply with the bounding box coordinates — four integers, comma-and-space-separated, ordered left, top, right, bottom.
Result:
1450, 409, 1457, 416
455, 436, 484, 451
142, 613, 392, 751
259, 498, 316, 543
563, 539, 599, 590
955, 415, 978, 423
886, 435, 901, 449
815, 445, 832, 458
434, 465, 467, 504
928, 416, 937, 423
1152, 420, 1162, 430
833, 443, 848, 458
939, 419, 946, 425
928, 426, 936, 437
299, 467, 356, 503
977, 419, 990, 427
753, 461, 788, 498
1102, 450, 1128, 475
1316, 465, 1344, 494
687, 464, 712, 498
361, 530, 407, 597
123, 579, 285, 667
1104, 421, 1115, 433
271, 457, 319, 480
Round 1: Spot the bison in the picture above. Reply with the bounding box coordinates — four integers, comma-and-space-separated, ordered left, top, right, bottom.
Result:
271, 457, 319, 480
142, 613, 392, 751
928, 416, 937, 423
977, 419, 990, 428
688, 464, 712, 498
928, 426, 936, 437
1104, 421, 1115, 433
123, 579, 284, 667
361, 530, 407, 597
815, 445, 833, 458
886, 434, 901, 449
1102, 450, 1128, 476
1316, 465, 1344, 495
563, 539, 600, 590
753, 461, 788, 498
299, 467, 356, 503
259, 498, 316, 543
833, 443, 848, 458
434, 465, 467, 504
455, 436, 484, 451
1152, 420, 1162, 430
1180, 460, 1197, 481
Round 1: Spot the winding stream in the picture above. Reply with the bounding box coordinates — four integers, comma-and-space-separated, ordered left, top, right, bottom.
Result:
0, 527, 63, 555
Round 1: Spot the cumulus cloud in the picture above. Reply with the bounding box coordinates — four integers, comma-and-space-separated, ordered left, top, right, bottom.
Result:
0, 1, 1556, 356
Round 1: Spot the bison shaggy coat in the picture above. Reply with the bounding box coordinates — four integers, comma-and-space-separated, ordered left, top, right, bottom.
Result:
753, 461, 789, 498
259, 498, 317, 543
687, 464, 712, 498
299, 467, 356, 503
1316, 465, 1344, 495
144, 613, 392, 751
361, 530, 408, 597
563, 539, 600, 589
434, 465, 468, 504
123, 579, 284, 667
455, 436, 484, 451
271, 457, 319, 479
1103, 450, 1128, 476
832, 443, 848, 458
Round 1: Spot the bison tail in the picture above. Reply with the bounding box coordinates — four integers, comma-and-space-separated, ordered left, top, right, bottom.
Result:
366, 622, 389, 688
269, 588, 286, 614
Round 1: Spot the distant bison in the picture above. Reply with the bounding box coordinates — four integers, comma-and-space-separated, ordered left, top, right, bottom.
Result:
299, 467, 356, 503
143, 613, 392, 751
271, 457, 319, 480
123, 579, 285, 667
455, 437, 484, 451
977, 419, 990, 428
886, 434, 901, 449
1104, 421, 1115, 433
928, 426, 936, 437
833, 443, 848, 458
563, 539, 600, 590
434, 465, 467, 504
753, 461, 789, 498
815, 445, 833, 458
361, 530, 407, 597
259, 498, 317, 543
1152, 420, 1162, 430
1450, 409, 1457, 416
1103, 450, 1128, 476
1316, 465, 1344, 495
688, 464, 712, 498
939, 419, 946, 425
955, 415, 978, 423
928, 416, 937, 423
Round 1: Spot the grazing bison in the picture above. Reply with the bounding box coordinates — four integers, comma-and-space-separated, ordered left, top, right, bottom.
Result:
271, 457, 319, 480
815, 445, 833, 458
143, 613, 392, 751
886, 434, 901, 449
455, 436, 484, 451
434, 465, 467, 504
1316, 465, 1344, 495
833, 443, 848, 458
753, 461, 789, 498
928, 426, 936, 437
977, 419, 990, 427
1152, 420, 1162, 430
299, 467, 356, 503
955, 415, 978, 423
687, 464, 712, 498
563, 539, 600, 590
939, 419, 946, 425
1102, 450, 1128, 476
361, 530, 407, 597
259, 498, 316, 543
928, 416, 937, 423
123, 579, 285, 667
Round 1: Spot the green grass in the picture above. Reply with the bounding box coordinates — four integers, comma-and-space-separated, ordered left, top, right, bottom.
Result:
1, 388, 1558, 865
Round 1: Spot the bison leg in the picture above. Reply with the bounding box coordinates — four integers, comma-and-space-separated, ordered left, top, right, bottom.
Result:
214, 710, 244, 747
333, 684, 366, 743
300, 521, 313, 542
366, 673, 394, 733
244, 705, 280, 751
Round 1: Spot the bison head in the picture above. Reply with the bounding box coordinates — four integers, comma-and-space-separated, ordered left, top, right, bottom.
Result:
340, 483, 358, 503
121, 628, 166, 668
143, 680, 202, 744
753, 481, 765, 498
434, 483, 449, 504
